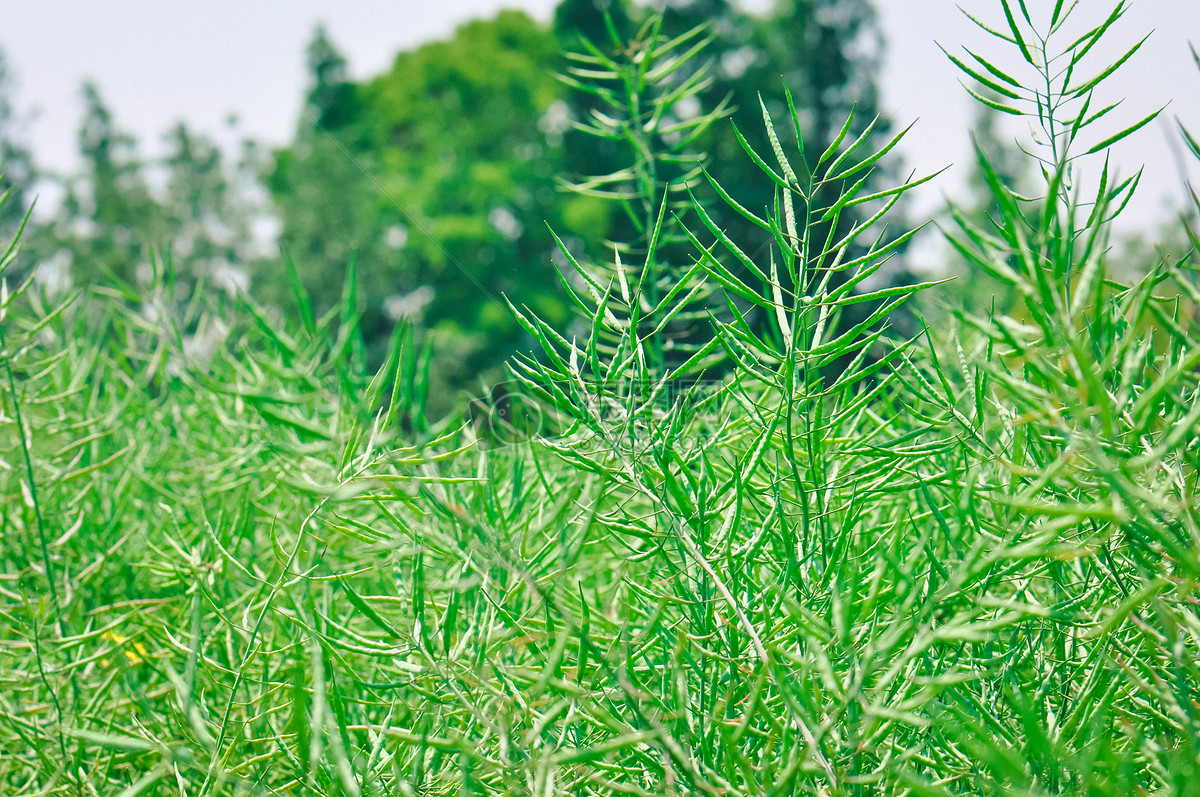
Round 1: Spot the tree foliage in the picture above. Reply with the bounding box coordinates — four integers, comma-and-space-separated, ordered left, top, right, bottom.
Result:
0, 47, 35, 237
10, 81, 267, 302
267, 0, 892, 400
268, 14, 597, 402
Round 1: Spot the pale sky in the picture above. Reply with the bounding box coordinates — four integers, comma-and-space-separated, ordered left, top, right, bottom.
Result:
2, 0, 1198, 262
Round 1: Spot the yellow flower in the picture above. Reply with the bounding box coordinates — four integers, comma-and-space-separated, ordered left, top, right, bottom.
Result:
100, 631, 148, 666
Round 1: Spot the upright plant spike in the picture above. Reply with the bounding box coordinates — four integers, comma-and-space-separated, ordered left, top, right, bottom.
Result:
920, 4, 1200, 785
554, 14, 731, 379
944, 0, 1166, 301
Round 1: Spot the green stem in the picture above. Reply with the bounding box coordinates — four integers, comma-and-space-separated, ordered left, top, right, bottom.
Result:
0, 320, 59, 617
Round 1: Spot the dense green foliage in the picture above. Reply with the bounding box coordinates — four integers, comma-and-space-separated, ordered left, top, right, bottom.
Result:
264, 0, 888, 399
2, 1, 1200, 795
0, 0, 889, 408
270, 14, 583, 392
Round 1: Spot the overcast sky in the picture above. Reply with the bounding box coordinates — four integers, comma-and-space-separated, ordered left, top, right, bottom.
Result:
2, 0, 1198, 259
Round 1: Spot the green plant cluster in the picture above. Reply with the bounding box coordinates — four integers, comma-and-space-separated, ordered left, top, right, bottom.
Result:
265, 0, 889, 400
0, 0, 887, 409
1, 2, 1199, 795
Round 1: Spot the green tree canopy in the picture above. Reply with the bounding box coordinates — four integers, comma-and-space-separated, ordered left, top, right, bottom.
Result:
268, 13, 605, 399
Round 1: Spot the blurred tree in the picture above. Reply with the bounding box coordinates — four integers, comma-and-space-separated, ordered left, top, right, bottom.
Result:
305, 23, 357, 129
160, 121, 266, 295
0, 46, 35, 236
553, 0, 631, 44
268, 25, 371, 311
269, 15, 600, 402
26, 84, 264, 302
47, 82, 162, 287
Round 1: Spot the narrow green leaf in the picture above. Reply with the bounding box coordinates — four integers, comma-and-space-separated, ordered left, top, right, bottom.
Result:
1070, 2, 1128, 64
824, 114, 880, 181
999, 0, 1035, 64
963, 83, 1024, 116
1179, 120, 1200, 161
732, 121, 792, 193
820, 168, 946, 223
830, 120, 917, 182
819, 106, 856, 166
67, 729, 159, 753
1068, 33, 1152, 97
1051, 0, 1067, 27
337, 577, 401, 638
703, 169, 770, 231
940, 45, 1023, 100
1085, 106, 1165, 155
960, 8, 1018, 47
964, 48, 1025, 89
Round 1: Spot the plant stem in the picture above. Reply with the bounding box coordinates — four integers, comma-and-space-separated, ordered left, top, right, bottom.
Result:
0, 319, 59, 620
